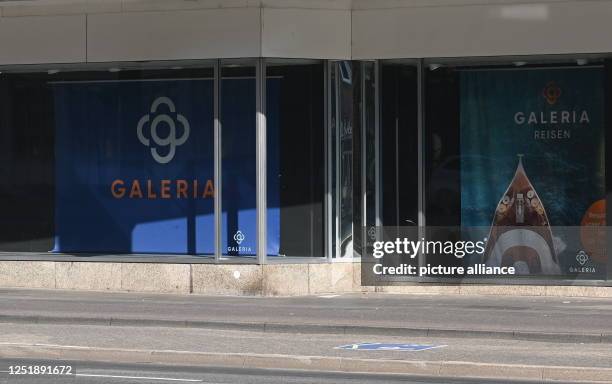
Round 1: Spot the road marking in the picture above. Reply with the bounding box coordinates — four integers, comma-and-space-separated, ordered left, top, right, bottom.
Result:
76, 373, 204, 382
335, 343, 447, 351
318, 294, 340, 298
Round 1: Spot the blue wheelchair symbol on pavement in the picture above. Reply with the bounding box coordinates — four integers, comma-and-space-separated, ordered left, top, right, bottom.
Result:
335, 343, 446, 351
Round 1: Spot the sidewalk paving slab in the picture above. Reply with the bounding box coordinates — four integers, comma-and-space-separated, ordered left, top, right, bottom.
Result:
1, 288, 611, 343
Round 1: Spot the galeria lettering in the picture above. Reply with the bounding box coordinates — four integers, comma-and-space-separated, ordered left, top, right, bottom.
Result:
111, 179, 214, 199
514, 110, 591, 140
514, 110, 590, 125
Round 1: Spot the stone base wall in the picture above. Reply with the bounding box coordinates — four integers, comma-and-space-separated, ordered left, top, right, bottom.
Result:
0, 260, 610, 297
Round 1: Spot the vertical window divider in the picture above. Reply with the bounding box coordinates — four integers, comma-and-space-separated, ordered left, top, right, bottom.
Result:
214, 59, 222, 263
325, 60, 333, 262
256, 58, 267, 264
335, 63, 342, 259
361, 63, 367, 258
417, 59, 426, 268
375, 60, 381, 229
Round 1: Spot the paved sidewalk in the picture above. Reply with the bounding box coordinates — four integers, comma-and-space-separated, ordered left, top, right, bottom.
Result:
0, 288, 611, 341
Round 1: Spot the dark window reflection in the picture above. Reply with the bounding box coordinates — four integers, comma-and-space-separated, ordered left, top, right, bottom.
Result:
425, 67, 461, 228
267, 62, 325, 257
338, 61, 354, 258
380, 63, 419, 228
0, 73, 54, 251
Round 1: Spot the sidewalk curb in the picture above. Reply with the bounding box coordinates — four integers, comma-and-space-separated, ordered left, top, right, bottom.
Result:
0, 342, 611, 383
1, 314, 610, 344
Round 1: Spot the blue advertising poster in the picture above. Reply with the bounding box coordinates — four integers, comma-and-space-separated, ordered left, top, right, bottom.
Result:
219, 78, 257, 256
53, 78, 280, 255
460, 68, 606, 276
219, 77, 280, 256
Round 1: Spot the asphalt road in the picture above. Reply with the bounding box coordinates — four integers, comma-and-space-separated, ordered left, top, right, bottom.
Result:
1, 322, 610, 368
0, 359, 565, 384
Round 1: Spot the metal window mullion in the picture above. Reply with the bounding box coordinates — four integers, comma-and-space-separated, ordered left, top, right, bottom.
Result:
256, 58, 267, 264
374, 60, 381, 228
417, 59, 426, 268
334, 63, 341, 259
360, 63, 367, 256
325, 60, 333, 262
214, 60, 222, 262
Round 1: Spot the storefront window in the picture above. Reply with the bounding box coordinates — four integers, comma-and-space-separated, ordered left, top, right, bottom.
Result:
0, 72, 54, 252
331, 61, 355, 258
359, 61, 419, 284
52, 65, 215, 255
425, 59, 608, 280
221, 62, 257, 258
363, 62, 377, 236
3, 56, 610, 280
266, 60, 325, 257
380, 62, 419, 229
0, 65, 216, 255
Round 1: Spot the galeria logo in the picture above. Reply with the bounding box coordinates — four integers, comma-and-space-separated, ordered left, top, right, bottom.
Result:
542, 81, 562, 105
137, 97, 190, 164
570, 250, 596, 274
233, 230, 245, 245
228, 230, 251, 253
576, 250, 589, 266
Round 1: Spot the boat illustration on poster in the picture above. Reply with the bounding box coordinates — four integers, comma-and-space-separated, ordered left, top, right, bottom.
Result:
483, 155, 561, 275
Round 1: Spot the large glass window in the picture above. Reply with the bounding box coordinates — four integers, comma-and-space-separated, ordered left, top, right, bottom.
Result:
380, 62, 419, 229
358, 61, 419, 284
363, 62, 377, 243
0, 59, 328, 260
331, 61, 355, 258
1, 64, 216, 255
425, 58, 608, 280
221, 61, 257, 258
55, 65, 215, 255
0, 71, 54, 252
266, 60, 325, 257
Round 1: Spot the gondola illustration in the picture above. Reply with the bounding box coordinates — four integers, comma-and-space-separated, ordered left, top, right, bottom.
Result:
483, 155, 561, 275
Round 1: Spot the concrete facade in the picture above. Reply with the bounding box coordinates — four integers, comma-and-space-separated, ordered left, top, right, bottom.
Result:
2, 0, 612, 65
0, 0, 353, 64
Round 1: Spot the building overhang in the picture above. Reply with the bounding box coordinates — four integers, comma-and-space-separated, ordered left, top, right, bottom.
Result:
1, 0, 612, 64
